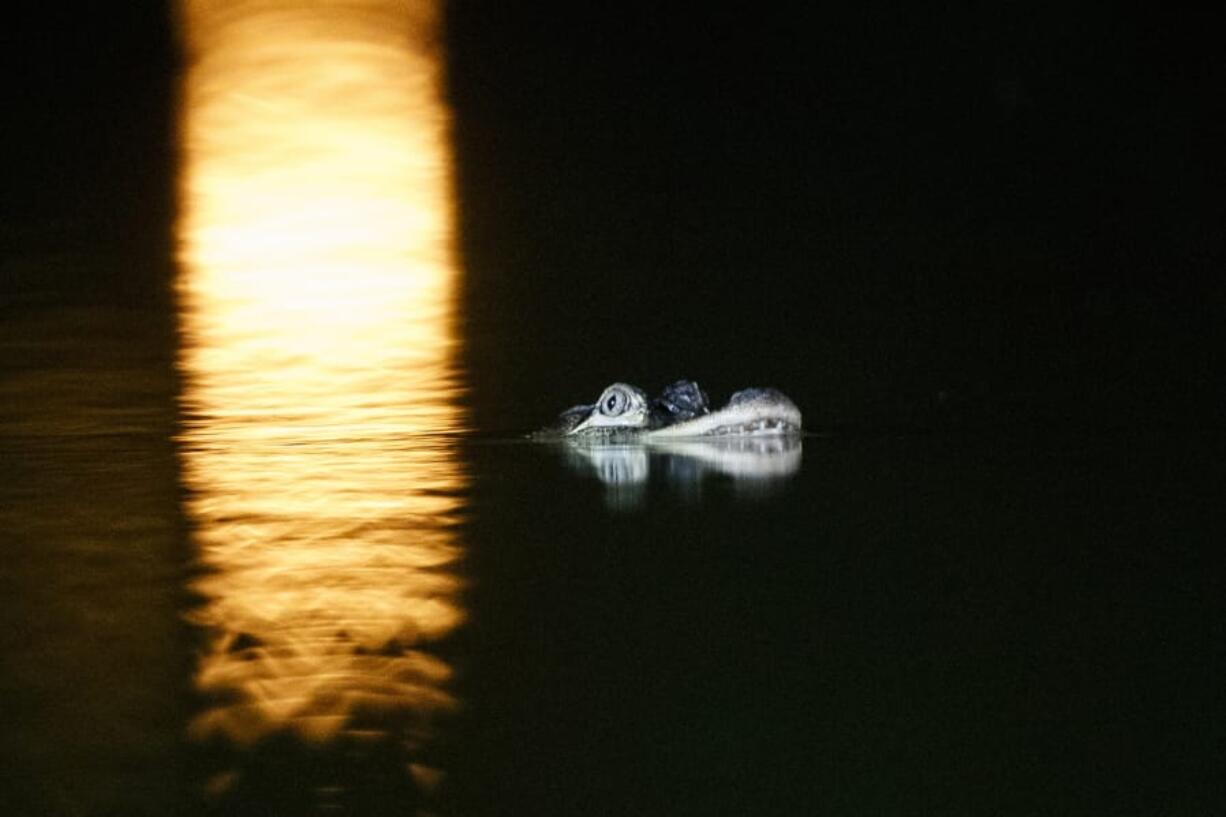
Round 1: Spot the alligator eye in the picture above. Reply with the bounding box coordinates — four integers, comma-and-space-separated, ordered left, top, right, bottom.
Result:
602, 388, 626, 416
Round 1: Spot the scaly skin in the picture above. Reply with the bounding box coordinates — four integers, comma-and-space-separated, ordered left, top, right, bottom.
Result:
537, 382, 802, 440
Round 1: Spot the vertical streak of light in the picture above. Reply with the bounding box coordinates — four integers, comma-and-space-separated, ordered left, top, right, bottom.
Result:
174, 0, 464, 793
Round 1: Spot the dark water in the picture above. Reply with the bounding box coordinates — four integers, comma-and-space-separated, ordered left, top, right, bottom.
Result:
3, 3, 1223, 814
1, 269, 1220, 816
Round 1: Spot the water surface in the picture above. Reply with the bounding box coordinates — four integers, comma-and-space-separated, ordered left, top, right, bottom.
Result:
0, 289, 1220, 815
1, 2, 1221, 815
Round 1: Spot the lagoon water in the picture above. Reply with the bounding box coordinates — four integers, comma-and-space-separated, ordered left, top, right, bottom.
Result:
1, 2, 1221, 816
1, 286, 1217, 815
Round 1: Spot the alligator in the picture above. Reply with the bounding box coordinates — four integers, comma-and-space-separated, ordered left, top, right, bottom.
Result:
539, 380, 802, 439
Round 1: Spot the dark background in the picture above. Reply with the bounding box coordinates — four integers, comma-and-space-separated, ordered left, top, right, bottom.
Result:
2, 6, 1223, 815
444, 3, 1222, 431
2, 3, 1222, 427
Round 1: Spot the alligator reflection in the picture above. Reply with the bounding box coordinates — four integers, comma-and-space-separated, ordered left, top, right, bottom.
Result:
175, 0, 462, 808
560, 437, 803, 508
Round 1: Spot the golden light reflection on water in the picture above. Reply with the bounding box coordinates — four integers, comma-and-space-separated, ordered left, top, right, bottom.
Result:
175, 0, 464, 770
